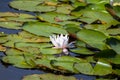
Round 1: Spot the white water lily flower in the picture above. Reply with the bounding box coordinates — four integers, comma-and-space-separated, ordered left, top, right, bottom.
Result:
49, 34, 69, 55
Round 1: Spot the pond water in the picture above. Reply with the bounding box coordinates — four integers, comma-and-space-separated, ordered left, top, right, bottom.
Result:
0, 0, 96, 80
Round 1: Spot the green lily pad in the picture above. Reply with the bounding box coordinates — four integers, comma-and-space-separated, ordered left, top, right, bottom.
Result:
114, 69, 120, 75
0, 36, 8, 43
35, 58, 54, 70
52, 56, 86, 63
9, 1, 44, 12
0, 12, 35, 18
93, 59, 112, 75
70, 47, 95, 55
22, 73, 77, 80
106, 28, 120, 35
2, 56, 34, 68
74, 62, 93, 75
9, 0, 56, 12
0, 12, 19, 17
108, 54, 120, 64
52, 60, 78, 73
38, 12, 76, 24
0, 21, 22, 29
23, 22, 68, 37
15, 42, 62, 54
84, 24, 111, 35
63, 24, 81, 36
35, 5, 56, 12
56, 4, 74, 14
107, 38, 120, 54
77, 29, 108, 50
79, 10, 119, 24
6, 17, 36, 22
86, 0, 109, 4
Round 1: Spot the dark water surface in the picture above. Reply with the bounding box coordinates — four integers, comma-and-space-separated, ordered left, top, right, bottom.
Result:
0, 0, 95, 80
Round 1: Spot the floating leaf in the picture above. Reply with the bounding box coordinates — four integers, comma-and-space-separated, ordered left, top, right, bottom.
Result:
106, 28, 120, 35
79, 10, 119, 24
70, 47, 95, 55
23, 22, 68, 37
114, 69, 120, 75
38, 12, 76, 24
84, 24, 111, 35
35, 5, 56, 12
0, 12, 18, 17
107, 38, 120, 54
56, 4, 74, 14
5, 48, 26, 56
93, 59, 112, 75
0, 36, 8, 43
63, 24, 81, 36
86, 0, 109, 4
22, 73, 77, 80
35, 58, 54, 70
15, 42, 61, 54
9, 1, 43, 11
2, 56, 33, 68
0, 21, 22, 29
52, 56, 86, 62
52, 60, 78, 73
18, 31, 50, 42
77, 29, 108, 50
74, 62, 93, 75
0, 45, 6, 52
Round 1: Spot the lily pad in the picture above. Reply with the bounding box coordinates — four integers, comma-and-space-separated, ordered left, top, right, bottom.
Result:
2, 56, 34, 68
56, 4, 74, 14
23, 22, 68, 37
77, 29, 108, 50
35, 58, 54, 70
22, 73, 77, 80
38, 12, 76, 24
9, 1, 43, 12
15, 42, 62, 54
74, 62, 93, 75
0, 21, 22, 29
93, 59, 112, 75
0, 45, 6, 52
52, 60, 78, 73
70, 47, 95, 55
107, 38, 120, 54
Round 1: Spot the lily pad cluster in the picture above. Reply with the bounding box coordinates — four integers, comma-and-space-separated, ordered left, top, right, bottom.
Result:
0, 0, 120, 80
